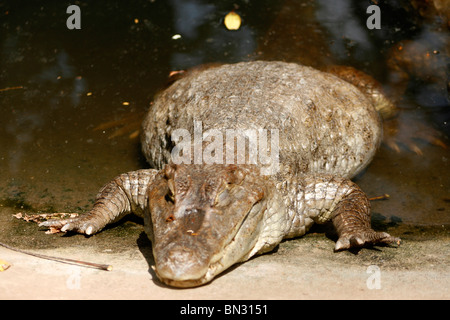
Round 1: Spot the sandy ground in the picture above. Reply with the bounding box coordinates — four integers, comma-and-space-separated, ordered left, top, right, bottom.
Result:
1, 224, 448, 300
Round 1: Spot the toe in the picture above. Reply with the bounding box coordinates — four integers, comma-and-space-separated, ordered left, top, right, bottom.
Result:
60, 223, 74, 232
39, 219, 68, 229
39, 218, 94, 235
85, 225, 94, 235
335, 230, 401, 251
334, 237, 351, 251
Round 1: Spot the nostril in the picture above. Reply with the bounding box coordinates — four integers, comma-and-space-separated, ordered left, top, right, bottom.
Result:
185, 208, 204, 215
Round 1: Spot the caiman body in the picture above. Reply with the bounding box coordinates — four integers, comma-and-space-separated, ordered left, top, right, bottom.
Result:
41, 61, 400, 287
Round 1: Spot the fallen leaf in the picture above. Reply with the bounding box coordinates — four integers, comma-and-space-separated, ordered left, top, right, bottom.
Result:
13, 212, 79, 224
12, 212, 23, 219
0, 259, 11, 272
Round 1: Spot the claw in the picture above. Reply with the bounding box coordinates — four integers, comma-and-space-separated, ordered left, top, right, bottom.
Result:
334, 230, 401, 251
405, 142, 423, 156
86, 226, 94, 235
334, 237, 350, 251
383, 114, 447, 155
94, 110, 145, 139
60, 223, 72, 233
39, 218, 70, 229
39, 217, 97, 235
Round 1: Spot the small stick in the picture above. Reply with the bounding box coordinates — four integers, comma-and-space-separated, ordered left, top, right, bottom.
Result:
0, 241, 112, 271
368, 193, 390, 201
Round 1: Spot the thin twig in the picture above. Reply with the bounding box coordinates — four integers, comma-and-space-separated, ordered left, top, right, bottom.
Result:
0, 241, 112, 271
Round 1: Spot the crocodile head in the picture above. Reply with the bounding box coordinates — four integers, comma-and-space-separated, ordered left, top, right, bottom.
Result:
146, 164, 268, 287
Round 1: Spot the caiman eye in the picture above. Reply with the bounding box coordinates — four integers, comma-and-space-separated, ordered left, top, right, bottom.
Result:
214, 188, 231, 207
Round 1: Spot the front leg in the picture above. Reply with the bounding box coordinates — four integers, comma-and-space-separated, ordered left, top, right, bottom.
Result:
328, 180, 401, 251
287, 175, 401, 251
39, 169, 158, 235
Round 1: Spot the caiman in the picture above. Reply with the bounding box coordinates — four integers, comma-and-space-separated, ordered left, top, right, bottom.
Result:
41, 61, 400, 288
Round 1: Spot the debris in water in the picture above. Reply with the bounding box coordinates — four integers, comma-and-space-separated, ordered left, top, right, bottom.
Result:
0, 86, 23, 92
368, 194, 390, 201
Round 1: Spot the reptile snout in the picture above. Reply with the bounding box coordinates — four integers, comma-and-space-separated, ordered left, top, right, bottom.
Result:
155, 245, 209, 286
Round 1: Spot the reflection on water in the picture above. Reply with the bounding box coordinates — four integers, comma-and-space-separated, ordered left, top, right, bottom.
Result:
316, 0, 376, 61
168, 0, 263, 69
0, 0, 448, 234
5, 110, 44, 174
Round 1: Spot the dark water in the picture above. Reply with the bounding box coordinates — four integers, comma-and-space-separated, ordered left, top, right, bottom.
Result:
0, 0, 449, 247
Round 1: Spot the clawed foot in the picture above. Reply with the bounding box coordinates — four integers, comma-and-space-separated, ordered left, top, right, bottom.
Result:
383, 114, 447, 156
334, 230, 401, 251
93, 110, 145, 139
39, 215, 100, 235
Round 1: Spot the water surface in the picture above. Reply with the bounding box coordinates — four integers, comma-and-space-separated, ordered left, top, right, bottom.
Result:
0, 1, 448, 250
